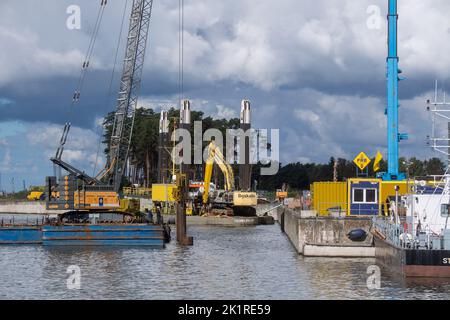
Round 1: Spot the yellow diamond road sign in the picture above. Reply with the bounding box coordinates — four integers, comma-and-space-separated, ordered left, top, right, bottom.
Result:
353, 152, 371, 171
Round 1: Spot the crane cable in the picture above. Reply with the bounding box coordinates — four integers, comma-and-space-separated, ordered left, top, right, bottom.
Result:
70, 0, 108, 110
57, 0, 107, 168
92, 0, 129, 177
54, 0, 107, 179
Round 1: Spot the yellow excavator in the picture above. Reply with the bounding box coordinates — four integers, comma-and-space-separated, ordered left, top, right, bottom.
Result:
202, 142, 257, 216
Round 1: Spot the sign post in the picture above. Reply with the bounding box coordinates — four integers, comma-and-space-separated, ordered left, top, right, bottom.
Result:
353, 152, 371, 178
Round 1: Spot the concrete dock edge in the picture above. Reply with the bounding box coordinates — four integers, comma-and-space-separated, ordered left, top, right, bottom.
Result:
277, 206, 375, 258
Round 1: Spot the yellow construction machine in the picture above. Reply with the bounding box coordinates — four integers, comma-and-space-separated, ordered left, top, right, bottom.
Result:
202, 142, 257, 216
276, 183, 289, 202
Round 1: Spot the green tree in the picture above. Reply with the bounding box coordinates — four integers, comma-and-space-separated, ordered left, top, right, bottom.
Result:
424, 158, 445, 176
102, 108, 241, 187
406, 157, 425, 177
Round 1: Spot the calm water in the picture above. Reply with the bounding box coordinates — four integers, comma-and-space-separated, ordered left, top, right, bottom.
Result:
0, 216, 449, 299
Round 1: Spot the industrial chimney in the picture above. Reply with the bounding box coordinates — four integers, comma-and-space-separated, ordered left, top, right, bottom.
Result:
157, 110, 170, 183
239, 100, 252, 191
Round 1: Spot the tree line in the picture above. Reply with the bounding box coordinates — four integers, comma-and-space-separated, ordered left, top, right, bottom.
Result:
255, 157, 447, 191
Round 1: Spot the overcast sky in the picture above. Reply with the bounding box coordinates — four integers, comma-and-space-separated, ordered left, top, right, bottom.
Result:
0, 0, 449, 190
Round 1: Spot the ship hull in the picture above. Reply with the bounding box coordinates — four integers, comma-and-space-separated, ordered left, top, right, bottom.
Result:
0, 226, 42, 245
374, 236, 450, 278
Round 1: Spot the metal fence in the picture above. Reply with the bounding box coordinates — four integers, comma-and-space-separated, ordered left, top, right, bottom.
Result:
372, 217, 407, 248
315, 202, 383, 217
122, 187, 152, 197
0, 215, 47, 227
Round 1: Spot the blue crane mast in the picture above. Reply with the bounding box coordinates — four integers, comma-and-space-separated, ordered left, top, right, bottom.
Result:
382, 0, 407, 181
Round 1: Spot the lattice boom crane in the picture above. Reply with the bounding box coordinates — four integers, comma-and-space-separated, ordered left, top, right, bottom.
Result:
47, 0, 154, 213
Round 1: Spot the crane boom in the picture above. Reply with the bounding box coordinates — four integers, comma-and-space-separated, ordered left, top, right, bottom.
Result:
46, 0, 155, 213
108, 0, 154, 191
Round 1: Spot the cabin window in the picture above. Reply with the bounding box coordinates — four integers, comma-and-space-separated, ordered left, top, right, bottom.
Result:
352, 188, 377, 204
353, 189, 364, 202
366, 189, 376, 203
441, 204, 450, 217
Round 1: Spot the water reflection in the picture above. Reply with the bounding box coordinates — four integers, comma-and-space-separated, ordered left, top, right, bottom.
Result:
0, 224, 449, 299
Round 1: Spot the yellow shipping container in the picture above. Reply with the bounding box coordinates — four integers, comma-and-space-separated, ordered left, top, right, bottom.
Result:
312, 179, 413, 217
312, 182, 347, 216
151, 184, 177, 202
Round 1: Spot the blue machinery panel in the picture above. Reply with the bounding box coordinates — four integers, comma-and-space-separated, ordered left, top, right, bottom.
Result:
0, 224, 166, 247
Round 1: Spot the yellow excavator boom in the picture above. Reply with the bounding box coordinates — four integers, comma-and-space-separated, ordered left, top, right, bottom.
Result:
202, 142, 234, 204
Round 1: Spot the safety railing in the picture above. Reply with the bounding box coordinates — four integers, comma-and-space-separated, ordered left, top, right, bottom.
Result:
0, 215, 47, 227
315, 202, 382, 217
123, 187, 152, 197
372, 217, 411, 249
315, 202, 347, 217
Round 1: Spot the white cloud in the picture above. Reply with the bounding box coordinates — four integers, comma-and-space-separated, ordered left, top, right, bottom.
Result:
25, 122, 104, 171
298, 19, 333, 56
0, 26, 84, 86
63, 150, 84, 163
295, 110, 320, 123
215, 105, 236, 119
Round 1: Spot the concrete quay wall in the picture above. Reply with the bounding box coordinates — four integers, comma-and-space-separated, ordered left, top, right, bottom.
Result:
277, 206, 375, 257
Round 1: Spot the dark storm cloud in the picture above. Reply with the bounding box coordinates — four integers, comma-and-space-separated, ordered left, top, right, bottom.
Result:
0, 0, 450, 179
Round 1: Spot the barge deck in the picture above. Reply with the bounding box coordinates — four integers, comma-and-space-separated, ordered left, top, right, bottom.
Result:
0, 223, 169, 247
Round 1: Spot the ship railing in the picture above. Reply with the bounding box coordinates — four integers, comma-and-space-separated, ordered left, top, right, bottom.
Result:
0, 216, 47, 227
372, 217, 412, 249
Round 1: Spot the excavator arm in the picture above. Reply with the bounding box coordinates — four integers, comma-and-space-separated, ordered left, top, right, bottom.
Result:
202, 142, 234, 204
